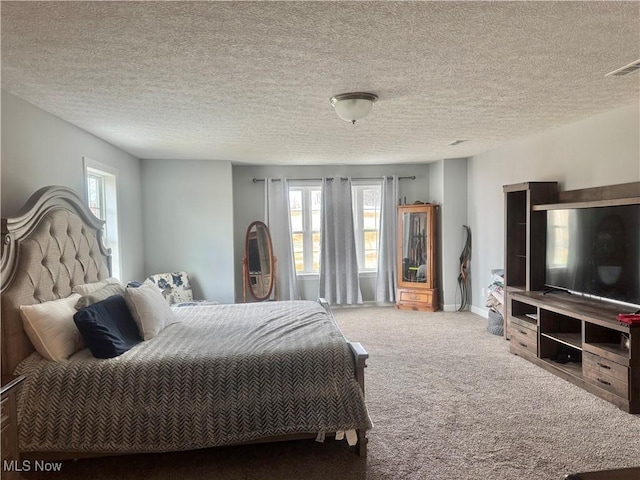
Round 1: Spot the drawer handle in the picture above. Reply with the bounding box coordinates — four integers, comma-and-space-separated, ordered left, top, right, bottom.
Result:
518, 342, 528, 348
518, 330, 528, 336
597, 378, 611, 386
597, 362, 611, 370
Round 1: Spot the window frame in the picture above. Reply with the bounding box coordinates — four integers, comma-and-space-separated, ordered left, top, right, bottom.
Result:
83, 157, 121, 280
289, 182, 322, 274
351, 181, 382, 272
86, 172, 106, 222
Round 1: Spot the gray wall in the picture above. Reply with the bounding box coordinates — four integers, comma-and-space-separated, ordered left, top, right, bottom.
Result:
141, 159, 235, 303
466, 103, 640, 316
4, 89, 637, 312
429, 158, 469, 311
232, 163, 431, 303
1, 90, 145, 283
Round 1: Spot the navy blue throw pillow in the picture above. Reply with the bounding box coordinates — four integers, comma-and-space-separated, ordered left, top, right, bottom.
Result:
74, 294, 141, 359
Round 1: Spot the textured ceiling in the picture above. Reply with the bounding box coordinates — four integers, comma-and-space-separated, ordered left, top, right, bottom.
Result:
1, 1, 639, 165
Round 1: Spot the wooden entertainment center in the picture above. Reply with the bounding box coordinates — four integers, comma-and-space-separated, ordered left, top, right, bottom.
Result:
503, 181, 640, 413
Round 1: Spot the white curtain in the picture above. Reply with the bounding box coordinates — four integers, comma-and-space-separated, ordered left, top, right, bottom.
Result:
264, 178, 299, 300
319, 177, 363, 305
375, 175, 398, 303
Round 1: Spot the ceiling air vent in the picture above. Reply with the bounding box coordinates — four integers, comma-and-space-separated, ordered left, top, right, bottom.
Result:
605, 59, 640, 77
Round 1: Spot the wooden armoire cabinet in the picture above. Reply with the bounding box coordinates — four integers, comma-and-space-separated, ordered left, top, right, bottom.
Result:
396, 203, 438, 311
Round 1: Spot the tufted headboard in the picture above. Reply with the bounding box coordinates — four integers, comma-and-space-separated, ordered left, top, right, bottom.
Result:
1, 186, 112, 375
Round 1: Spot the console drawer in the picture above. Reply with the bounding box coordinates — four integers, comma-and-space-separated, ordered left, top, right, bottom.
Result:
509, 328, 538, 357
583, 352, 629, 398
510, 315, 537, 333
583, 352, 628, 383
510, 322, 537, 339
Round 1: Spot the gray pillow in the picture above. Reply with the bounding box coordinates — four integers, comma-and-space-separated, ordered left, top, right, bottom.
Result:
75, 282, 126, 310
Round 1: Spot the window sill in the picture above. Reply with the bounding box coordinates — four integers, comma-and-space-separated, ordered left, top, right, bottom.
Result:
295, 271, 378, 280
296, 272, 319, 280
359, 271, 377, 279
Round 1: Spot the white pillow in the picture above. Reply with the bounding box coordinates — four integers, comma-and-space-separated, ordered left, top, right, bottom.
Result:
72, 277, 120, 296
124, 284, 177, 341
20, 294, 84, 362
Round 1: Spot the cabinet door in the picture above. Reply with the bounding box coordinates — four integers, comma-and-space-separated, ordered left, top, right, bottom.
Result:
397, 206, 434, 289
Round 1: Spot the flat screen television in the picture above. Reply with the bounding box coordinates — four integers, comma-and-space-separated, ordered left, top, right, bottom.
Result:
545, 204, 640, 307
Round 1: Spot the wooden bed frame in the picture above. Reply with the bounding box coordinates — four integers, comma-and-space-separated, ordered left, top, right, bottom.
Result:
1, 185, 368, 459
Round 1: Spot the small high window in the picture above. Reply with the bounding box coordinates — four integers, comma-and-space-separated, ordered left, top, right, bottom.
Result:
84, 157, 121, 279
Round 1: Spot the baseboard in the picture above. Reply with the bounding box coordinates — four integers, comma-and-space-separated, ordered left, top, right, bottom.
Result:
441, 304, 459, 312
331, 301, 395, 309
470, 305, 489, 318
332, 302, 489, 315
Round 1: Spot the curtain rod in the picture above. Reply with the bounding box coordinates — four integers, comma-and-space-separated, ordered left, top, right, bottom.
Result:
252, 176, 415, 183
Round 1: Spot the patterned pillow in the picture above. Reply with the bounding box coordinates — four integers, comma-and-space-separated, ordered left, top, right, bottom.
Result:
124, 283, 179, 340
20, 294, 85, 361
170, 287, 193, 303
143, 272, 194, 304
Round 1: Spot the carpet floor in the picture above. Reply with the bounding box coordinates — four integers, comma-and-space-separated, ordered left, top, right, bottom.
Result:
21, 307, 640, 480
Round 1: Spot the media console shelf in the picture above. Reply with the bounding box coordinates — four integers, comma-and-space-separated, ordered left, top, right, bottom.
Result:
508, 290, 639, 413
502, 181, 558, 339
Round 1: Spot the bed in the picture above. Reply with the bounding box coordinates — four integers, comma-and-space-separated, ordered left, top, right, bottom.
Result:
1, 185, 371, 459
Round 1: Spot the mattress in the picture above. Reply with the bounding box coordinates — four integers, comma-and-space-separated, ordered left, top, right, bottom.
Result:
14, 300, 371, 453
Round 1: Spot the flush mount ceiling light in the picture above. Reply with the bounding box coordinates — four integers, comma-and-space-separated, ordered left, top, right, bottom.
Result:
330, 92, 378, 124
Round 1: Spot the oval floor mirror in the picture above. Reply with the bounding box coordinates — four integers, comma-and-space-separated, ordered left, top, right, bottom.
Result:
243, 221, 277, 301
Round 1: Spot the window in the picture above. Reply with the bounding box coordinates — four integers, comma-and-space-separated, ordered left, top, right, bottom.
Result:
83, 158, 121, 279
352, 183, 382, 271
87, 173, 106, 221
288, 181, 382, 274
289, 184, 322, 273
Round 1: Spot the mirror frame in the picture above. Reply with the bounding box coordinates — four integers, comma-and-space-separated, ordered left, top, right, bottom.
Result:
244, 220, 275, 301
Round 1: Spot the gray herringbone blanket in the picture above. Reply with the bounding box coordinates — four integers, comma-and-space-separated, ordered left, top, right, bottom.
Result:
15, 300, 371, 453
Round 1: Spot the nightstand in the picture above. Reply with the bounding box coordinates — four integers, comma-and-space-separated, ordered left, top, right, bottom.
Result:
2, 375, 25, 480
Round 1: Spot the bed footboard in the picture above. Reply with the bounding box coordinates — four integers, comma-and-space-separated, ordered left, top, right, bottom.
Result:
318, 298, 369, 457
348, 341, 369, 457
